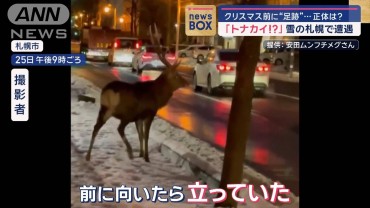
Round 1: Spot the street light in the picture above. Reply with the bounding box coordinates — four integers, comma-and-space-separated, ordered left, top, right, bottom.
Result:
78, 13, 84, 29
104, 4, 117, 30
104, 6, 111, 13
175, 1, 193, 59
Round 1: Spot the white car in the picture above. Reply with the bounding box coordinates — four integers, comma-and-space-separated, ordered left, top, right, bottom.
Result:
107, 37, 141, 66
192, 45, 218, 60
192, 49, 270, 95
132, 45, 176, 73
84, 48, 109, 61
178, 44, 205, 58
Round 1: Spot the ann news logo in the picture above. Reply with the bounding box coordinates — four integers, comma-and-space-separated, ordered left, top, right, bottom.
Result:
186, 5, 216, 36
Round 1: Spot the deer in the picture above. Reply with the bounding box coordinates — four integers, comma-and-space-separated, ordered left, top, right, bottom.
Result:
85, 24, 188, 163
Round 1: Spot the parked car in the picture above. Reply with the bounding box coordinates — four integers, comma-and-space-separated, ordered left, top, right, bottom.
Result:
192, 49, 270, 95
178, 44, 205, 58
260, 48, 293, 66
192, 45, 220, 61
107, 37, 142, 66
84, 46, 110, 61
131, 45, 176, 73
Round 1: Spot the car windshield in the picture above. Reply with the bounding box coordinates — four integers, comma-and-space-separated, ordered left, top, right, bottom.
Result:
178, 46, 188, 50
219, 51, 238, 62
145, 47, 157, 53
116, 39, 137, 49
144, 46, 168, 53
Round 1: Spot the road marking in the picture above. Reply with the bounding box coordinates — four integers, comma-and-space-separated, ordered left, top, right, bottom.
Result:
89, 62, 104, 68
177, 88, 269, 120
266, 91, 299, 101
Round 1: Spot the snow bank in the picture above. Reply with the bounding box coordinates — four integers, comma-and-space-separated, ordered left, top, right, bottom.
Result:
71, 75, 298, 208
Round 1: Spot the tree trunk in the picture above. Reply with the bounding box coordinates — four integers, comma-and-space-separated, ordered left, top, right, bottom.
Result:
133, 0, 137, 36
130, 0, 135, 36
214, 35, 262, 208
166, 0, 172, 45
214, 1, 265, 207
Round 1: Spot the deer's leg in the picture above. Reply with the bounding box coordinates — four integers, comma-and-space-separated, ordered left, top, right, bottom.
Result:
86, 105, 111, 161
117, 121, 134, 160
143, 115, 155, 162
135, 120, 144, 157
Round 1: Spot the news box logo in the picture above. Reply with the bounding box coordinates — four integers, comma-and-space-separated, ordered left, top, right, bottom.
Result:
185, 5, 216, 36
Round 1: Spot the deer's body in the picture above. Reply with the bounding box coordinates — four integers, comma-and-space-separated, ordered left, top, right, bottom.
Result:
101, 76, 174, 122
85, 32, 188, 162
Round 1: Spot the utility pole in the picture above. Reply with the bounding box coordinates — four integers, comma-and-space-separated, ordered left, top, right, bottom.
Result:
129, 0, 137, 36
175, 0, 181, 59
130, 0, 134, 36
113, 8, 117, 29
289, 48, 295, 78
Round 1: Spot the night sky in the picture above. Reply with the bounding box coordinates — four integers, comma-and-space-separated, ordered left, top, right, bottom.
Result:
71, 0, 100, 14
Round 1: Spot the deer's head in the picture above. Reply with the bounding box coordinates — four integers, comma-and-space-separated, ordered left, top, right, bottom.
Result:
162, 64, 188, 91
149, 24, 189, 91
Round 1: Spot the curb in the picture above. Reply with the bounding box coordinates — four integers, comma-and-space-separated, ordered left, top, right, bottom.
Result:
269, 72, 299, 83
160, 140, 299, 208
161, 140, 221, 189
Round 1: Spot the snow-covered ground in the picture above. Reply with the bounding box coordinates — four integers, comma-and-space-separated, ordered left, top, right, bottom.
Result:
71, 74, 298, 208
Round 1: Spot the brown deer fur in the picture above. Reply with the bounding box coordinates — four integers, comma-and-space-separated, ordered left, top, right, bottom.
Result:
86, 25, 188, 162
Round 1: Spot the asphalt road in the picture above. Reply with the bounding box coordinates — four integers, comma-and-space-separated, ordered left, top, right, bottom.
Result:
72, 62, 299, 196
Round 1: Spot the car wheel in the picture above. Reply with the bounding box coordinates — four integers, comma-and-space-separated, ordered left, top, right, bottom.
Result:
192, 73, 202, 92
253, 88, 266, 97
275, 59, 283, 65
263, 58, 271, 64
180, 53, 187, 58
137, 67, 143, 74
207, 75, 215, 95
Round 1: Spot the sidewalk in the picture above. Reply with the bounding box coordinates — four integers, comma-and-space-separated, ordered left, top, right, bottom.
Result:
269, 71, 299, 83
71, 74, 299, 208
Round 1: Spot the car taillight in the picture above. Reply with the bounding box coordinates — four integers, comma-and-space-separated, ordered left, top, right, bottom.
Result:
135, 40, 142, 49
114, 39, 120, 48
217, 64, 233, 72
256, 65, 270, 72
142, 53, 152, 59
167, 55, 176, 60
